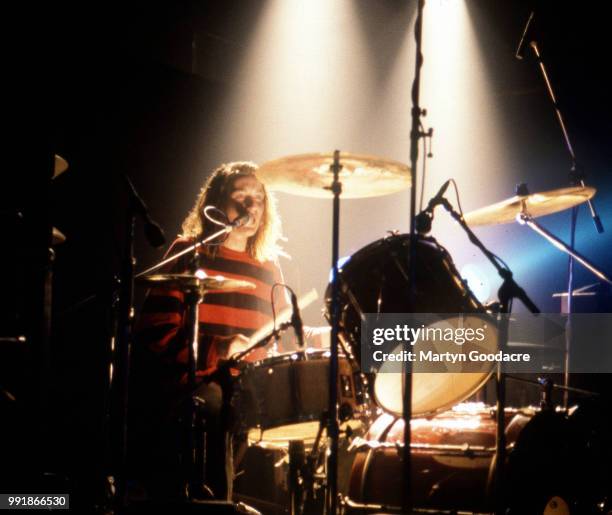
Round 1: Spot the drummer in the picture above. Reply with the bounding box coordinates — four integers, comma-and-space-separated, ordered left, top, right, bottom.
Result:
131, 161, 288, 501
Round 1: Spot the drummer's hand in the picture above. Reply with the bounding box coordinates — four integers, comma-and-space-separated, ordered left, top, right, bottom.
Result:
226, 334, 250, 358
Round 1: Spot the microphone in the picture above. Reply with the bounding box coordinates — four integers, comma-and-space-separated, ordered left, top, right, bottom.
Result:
228, 212, 252, 228
290, 292, 305, 347
227, 198, 254, 229
144, 219, 166, 248
515, 10, 535, 60
426, 179, 451, 210
416, 180, 451, 234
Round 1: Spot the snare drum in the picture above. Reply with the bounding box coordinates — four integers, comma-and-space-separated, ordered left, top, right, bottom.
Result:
236, 349, 364, 445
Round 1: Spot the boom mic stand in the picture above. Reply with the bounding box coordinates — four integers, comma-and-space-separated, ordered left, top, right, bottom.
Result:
432, 197, 540, 515
516, 8, 605, 408
403, 0, 430, 511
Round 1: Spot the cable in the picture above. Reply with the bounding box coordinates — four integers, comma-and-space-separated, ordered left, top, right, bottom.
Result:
202, 205, 230, 246
203, 205, 229, 227
418, 122, 427, 212
449, 179, 464, 216
270, 282, 284, 334
448, 179, 510, 271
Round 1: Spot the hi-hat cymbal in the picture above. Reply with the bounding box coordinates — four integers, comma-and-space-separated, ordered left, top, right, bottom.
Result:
138, 273, 256, 292
464, 186, 596, 226
54, 155, 69, 178
257, 152, 411, 199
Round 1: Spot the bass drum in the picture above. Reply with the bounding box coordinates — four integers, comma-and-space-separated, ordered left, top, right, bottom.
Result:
346, 404, 577, 514
325, 234, 497, 417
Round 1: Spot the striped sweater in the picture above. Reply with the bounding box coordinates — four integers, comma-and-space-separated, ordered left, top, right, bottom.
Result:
134, 238, 285, 391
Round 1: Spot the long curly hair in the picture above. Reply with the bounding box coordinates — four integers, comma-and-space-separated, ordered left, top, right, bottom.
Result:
181, 161, 282, 262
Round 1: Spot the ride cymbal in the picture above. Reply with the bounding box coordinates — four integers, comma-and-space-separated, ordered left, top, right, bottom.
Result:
464, 186, 596, 226
257, 152, 411, 199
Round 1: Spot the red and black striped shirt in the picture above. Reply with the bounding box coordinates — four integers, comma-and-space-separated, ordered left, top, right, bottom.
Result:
135, 238, 285, 388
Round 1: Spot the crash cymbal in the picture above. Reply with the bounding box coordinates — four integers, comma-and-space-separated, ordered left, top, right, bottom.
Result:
463, 186, 596, 226
257, 152, 411, 199
54, 154, 68, 178
138, 273, 256, 292
52, 227, 66, 245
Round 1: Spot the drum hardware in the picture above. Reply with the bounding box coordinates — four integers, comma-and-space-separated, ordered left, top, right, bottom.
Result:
514, 204, 611, 286
515, 13, 605, 417
402, 1, 430, 510
432, 194, 540, 515
107, 175, 168, 508
288, 414, 327, 515
135, 217, 237, 279
504, 375, 599, 405
464, 183, 610, 417
170, 274, 269, 501
259, 148, 413, 515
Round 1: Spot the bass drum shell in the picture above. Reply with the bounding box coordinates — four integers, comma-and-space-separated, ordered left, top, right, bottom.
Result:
346, 404, 577, 514
325, 234, 496, 417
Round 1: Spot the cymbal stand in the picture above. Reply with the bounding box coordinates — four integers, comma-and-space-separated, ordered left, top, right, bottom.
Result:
325, 149, 342, 515
438, 198, 540, 515
516, 210, 611, 286
516, 206, 611, 408
519, 18, 605, 407
182, 280, 204, 499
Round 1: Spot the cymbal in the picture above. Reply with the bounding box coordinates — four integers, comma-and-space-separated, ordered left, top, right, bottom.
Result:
138, 273, 256, 292
52, 227, 66, 245
463, 186, 596, 226
54, 154, 68, 178
257, 152, 411, 199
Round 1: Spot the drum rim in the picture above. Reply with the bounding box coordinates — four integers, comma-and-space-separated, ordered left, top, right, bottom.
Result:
239, 347, 344, 371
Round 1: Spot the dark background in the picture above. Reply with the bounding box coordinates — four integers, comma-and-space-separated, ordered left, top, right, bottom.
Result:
3, 0, 611, 510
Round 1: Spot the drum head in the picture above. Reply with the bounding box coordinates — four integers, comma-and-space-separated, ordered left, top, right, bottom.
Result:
374, 314, 497, 417
374, 371, 491, 417
248, 421, 321, 446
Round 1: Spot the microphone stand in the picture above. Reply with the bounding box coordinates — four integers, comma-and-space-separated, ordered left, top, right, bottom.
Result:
436, 198, 540, 515
132, 220, 248, 499
519, 14, 604, 407
135, 226, 231, 279
111, 176, 165, 509
403, 0, 429, 511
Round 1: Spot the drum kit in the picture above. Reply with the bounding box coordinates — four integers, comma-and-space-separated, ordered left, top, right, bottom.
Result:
126, 5, 612, 513
133, 151, 609, 514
